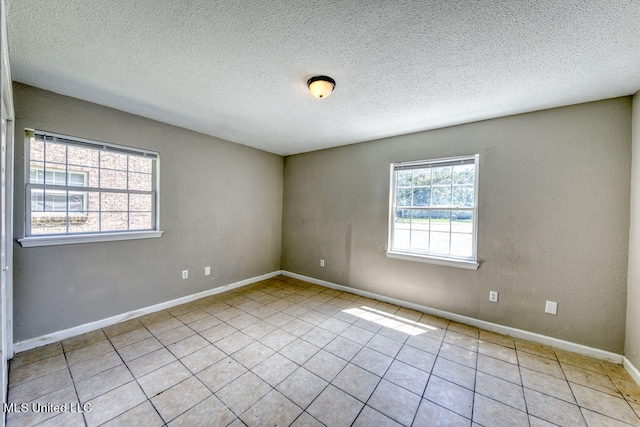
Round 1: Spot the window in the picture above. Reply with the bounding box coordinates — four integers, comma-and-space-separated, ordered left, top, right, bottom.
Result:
387, 155, 479, 269
19, 130, 163, 247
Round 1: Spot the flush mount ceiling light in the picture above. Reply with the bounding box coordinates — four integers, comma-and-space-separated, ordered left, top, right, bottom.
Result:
307, 75, 336, 99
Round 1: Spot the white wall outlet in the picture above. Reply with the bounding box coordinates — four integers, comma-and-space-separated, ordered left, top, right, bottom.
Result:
204, 266, 211, 276
182, 270, 188, 279
545, 300, 558, 315
489, 291, 499, 303
320, 259, 325, 267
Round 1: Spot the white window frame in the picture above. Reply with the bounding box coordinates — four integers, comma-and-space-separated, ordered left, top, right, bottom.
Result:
18, 130, 164, 247
387, 154, 480, 270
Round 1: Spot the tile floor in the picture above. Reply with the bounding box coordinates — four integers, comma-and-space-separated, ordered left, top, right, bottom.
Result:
5, 275, 640, 426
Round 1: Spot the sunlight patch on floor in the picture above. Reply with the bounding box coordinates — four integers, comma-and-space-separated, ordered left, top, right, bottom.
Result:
342, 306, 440, 336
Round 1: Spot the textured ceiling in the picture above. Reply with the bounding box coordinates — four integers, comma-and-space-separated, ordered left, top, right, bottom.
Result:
6, 1, 640, 155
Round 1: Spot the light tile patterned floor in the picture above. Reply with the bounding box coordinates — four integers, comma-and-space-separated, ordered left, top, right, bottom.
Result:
6, 275, 640, 426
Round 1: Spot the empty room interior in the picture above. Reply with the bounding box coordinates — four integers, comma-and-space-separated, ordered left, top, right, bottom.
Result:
0, 1, 640, 426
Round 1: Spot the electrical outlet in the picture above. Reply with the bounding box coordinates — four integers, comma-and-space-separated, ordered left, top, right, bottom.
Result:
320, 259, 325, 267
182, 270, 188, 279
545, 300, 558, 315
489, 291, 499, 303
204, 266, 211, 276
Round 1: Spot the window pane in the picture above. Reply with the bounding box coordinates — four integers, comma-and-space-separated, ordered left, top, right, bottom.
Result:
129, 156, 153, 174
87, 192, 100, 211
431, 186, 451, 207
452, 210, 473, 257
50, 170, 67, 186
411, 209, 430, 223
453, 164, 474, 184
30, 163, 44, 184
68, 192, 86, 212
410, 210, 430, 251
393, 228, 410, 250
101, 192, 128, 212
43, 191, 68, 212
412, 187, 431, 207
430, 232, 450, 255
393, 209, 411, 250
129, 212, 152, 230
100, 151, 128, 171
100, 212, 128, 231
128, 172, 152, 191
130, 194, 152, 212
452, 185, 474, 207
82, 167, 100, 188
68, 145, 99, 168
452, 210, 473, 233
100, 169, 128, 190
31, 138, 44, 161
68, 172, 86, 187
31, 189, 45, 212
413, 169, 430, 186
431, 166, 452, 186
430, 210, 451, 232
396, 209, 411, 220
411, 231, 428, 251
31, 218, 67, 235
44, 164, 66, 184
397, 170, 412, 187
69, 211, 100, 234
451, 233, 472, 257
396, 187, 412, 207
45, 141, 67, 164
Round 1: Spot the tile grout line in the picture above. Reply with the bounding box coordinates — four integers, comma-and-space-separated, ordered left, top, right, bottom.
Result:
407, 318, 449, 426
557, 348, 590, 426
405, 315, 449, 425
468, 326, 480, 426
59, 341, 89, 427
518, 338, 547, 425
163, 308, 256, 424
257, 284, 328, 426
105, 310, 218, 424
262, 280, 352, 425
271, 291, 373, 425
348, 305, 408, 427
202, 282, 338, 425
599, 358, 640, 422
104, 321, 171, 426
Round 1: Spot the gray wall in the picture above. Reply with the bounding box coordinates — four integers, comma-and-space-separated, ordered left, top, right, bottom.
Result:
282, 98, 631, 353
627, 93, 640, 366
13, 83, 283, 342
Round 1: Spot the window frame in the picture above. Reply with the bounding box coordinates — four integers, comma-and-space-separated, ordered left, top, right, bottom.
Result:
18, 129, 164, 247
386, 154, 480, 270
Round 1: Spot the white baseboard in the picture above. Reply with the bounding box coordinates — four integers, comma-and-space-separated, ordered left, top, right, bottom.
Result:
624, 357, 640, 386
13, 270, 283, 354
283, 271, 624, 364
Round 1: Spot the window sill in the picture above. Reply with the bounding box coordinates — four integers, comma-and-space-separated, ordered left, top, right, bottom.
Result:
18, 231, 164, 248
386, 250, 479, 270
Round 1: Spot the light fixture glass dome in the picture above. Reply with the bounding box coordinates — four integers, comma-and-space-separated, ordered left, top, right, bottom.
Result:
307, 76, 335, 99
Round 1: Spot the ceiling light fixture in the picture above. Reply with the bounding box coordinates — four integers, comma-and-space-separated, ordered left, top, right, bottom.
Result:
307, 75, 336, 99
